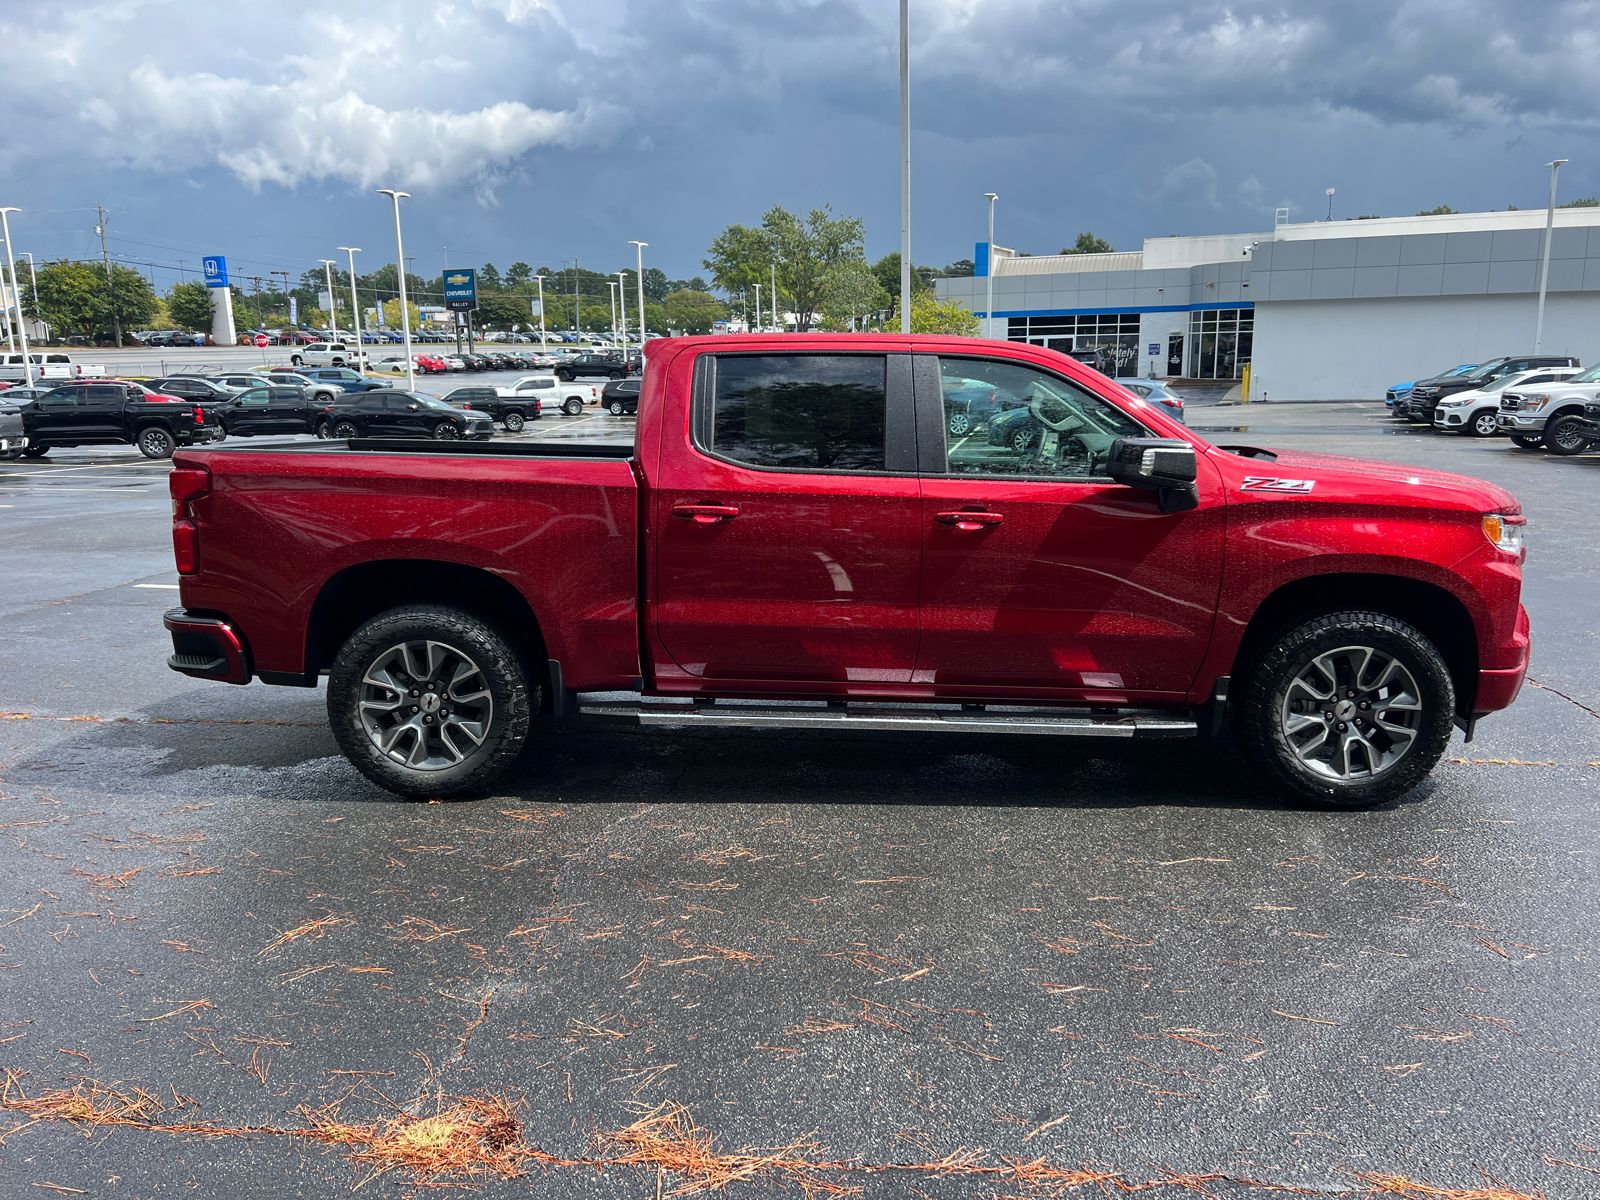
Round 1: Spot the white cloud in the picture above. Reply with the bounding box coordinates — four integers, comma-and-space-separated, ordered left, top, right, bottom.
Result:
1154, 158, 1223, 209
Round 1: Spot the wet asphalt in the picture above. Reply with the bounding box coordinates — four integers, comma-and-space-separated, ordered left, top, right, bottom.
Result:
0, 399, 1597, 1198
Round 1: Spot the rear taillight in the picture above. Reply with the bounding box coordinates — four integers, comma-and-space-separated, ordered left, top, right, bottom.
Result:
170, 467, 210, 575
193, 407, 205, 423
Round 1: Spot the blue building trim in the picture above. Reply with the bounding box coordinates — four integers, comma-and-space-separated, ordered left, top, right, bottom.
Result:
993, 300, 1254, 318
975, 241, 990, 278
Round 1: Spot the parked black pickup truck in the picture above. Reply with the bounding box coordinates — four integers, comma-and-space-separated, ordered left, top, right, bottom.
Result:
19, 380, 220, 459
216, 385, 333, 437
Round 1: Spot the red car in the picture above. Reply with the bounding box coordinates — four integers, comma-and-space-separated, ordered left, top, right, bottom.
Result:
415, 354, 448, 374
163, 335, 1529, 808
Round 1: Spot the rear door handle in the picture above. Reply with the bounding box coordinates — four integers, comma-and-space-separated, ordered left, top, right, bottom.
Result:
671, 504, 741, 524
935, 510, 1004, 530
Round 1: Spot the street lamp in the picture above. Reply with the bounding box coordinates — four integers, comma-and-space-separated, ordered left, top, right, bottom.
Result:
318, 259, 338, 338
898, 0, 911, 333
629, 240, 647, 347
377, 189, 415, 390
984, 192, 998, 339
1535, 158, 1568, 353
338, 247, 364, 370
608, 280, 618, 347
770, 262, 779, 333
535, 273, 547, 346
0, 208, 35, 385
1325, 187, 1336, 221
754, 282, 762, 334
616, 271, 629, 353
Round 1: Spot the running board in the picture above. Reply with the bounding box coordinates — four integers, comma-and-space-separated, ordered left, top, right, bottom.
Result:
576, 698, 1198, 739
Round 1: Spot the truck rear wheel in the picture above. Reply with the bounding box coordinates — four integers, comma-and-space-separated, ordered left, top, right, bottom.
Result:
1235, 610, 1454, 809
328, 605, 535, 799
21, 445, 49, 458
137, 426, 175, 460
562, 396, 583, 416
502, 411, 526, 432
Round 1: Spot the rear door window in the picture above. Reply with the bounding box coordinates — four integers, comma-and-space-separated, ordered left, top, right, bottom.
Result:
696, 354, 888, 473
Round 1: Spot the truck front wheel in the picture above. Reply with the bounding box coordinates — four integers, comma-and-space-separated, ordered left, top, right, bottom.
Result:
1543, 414, 1593, 456
1509, 434, 1543, 450
1235, 611, 1454, 809
328, 605, 535, 799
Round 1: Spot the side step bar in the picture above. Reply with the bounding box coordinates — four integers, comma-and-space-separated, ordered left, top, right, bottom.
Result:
576, 698, 1198, 739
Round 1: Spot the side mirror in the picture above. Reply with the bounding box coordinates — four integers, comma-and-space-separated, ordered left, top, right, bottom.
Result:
1107, 437, 1199, 512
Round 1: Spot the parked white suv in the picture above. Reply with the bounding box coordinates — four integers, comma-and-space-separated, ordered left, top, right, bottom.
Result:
288, 342, 368, 369
1433, 366, 1582, 437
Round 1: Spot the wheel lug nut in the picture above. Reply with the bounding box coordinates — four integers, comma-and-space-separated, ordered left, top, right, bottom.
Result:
1337, 722, 1347, 731
411, 706, 419, 713
423, 715, 433, 724
1359, 701, 1370, 710
410, 689, 419, 697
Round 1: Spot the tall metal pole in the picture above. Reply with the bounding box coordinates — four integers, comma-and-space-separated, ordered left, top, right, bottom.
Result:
572, 259, 580, 335
616, 272, 628, 355
770, 261, 779, 332
629, 240, 648, 347
0, 209, 33, 384
0, 258, 14, 355
754, 283, 762, 333
22, 251, 38, 310
96, 204, 123, 348
339, 247, 364, 371
984, 192, 998, 339
535, 274, 546, 346
377, 189, 415, 391
1535, 158, 1567, 353
319, 259, 338, 338
898, 0, 911, 334
608, 280, 618, 348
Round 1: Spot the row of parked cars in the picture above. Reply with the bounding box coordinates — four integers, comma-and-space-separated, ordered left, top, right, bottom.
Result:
0, 366, 612, 460
1385, 353, 1600, 455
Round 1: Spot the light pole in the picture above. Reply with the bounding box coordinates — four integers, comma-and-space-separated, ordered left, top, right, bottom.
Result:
770, 261, 779, 332
0, 208, 34, 384
898, 0, 911, 334
1325, 187, 1336, 221
377, 189, 416, 390
754, 282, 762, 334
616, 271, 629, 353
319, 259, 338, 338
629, 240, 647, 346
608, 280, 618, 348
535, 273, 547, 346
21, 251, 38, 311
1535, 158, 1568, 353
984, 192, 998, 339
338, 247, 364, 370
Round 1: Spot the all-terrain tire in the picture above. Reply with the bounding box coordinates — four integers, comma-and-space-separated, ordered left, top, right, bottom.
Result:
1234, 610, 1454, 809
327, 605, 535, 799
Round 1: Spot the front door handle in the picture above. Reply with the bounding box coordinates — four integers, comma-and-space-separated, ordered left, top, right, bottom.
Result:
672, 504, 741, 524
935, 510, 1004, 530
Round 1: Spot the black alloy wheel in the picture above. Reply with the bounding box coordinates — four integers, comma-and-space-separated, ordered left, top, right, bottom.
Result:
433, 422, 460, 440
332, 420, 359, 439
1544, 414, 1592, 456
137, 426, 176, 460
502, 411, 525, 432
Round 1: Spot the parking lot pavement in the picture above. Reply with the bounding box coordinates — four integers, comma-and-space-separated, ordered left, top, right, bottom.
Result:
1, 405, 1597, 1198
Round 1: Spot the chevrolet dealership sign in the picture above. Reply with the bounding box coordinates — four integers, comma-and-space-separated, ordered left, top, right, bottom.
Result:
442, 268, 478, 312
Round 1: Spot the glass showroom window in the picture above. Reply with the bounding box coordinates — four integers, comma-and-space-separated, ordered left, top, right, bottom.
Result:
1003, 313, 1142, 378
1186, 308, 1254, 379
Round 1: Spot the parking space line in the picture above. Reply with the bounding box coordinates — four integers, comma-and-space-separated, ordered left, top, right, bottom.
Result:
0, 460, 168, 477
132, 583, 181, 590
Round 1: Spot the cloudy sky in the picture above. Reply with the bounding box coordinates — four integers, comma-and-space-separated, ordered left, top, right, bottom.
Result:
0, 0, 1592, 291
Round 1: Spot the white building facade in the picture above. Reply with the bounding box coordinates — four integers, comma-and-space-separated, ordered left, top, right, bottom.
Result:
936, 207, 1600, 400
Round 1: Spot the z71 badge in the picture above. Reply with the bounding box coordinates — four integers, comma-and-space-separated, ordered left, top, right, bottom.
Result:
1241, 476, 1316, 494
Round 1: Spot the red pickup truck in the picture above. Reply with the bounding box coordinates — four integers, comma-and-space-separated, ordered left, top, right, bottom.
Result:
163, 335, 1530, 808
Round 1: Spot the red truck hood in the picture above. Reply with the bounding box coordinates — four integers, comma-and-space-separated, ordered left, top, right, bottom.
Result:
1217, 446, 1520, 512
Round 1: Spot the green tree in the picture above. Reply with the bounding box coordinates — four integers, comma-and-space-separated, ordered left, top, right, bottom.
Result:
31, 261, 106, 336
1061, 232, 1114, 254
1416, 204, 1458, 216
908, 294, 979, 336
105, 265, 156, 336
703, 223, 772, 297
761, 206, 864, 331
505, 262, 533, 290
479, 262, 501, 290
662, 289, 726, 335
943, 258, 975, 276
381, 298, 422, 329
820, 260, 889, 330
1560, 197, 1599, 208
168, 281, 214, 331
476, 293, 527, 330
640, 266, 671, 304
869, 252, 935, 323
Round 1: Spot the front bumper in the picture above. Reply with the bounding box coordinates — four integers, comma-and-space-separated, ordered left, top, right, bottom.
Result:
1473, 603, 1530, 715
1495, 411, 1546, 434
1433, 406, 1469, 428
164, 608, 252, 684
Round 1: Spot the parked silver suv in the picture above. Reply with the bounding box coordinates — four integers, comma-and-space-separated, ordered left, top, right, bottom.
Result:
1498, 362, 1600, 451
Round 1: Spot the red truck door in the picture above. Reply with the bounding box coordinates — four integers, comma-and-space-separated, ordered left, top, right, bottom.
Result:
912, 352, 1226, 702
650, 350, 922, 688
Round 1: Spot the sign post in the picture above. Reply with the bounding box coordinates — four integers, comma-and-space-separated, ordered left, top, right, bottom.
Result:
443, 268, 478, 357
202, 255, 235, 347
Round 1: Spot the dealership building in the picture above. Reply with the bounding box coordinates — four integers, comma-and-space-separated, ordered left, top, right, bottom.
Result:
935, 206, 1600, 399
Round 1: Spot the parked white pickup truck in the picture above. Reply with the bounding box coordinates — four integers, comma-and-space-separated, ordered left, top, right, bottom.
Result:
0, 352, 81, 382
287, 342, 368, 369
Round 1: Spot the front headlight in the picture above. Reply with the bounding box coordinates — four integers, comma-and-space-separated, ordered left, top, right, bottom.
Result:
1482, 512, 1526, 557
1523, 394, 1551, 411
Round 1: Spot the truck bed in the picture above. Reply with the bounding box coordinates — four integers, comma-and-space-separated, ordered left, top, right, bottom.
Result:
208, 436, 636, 460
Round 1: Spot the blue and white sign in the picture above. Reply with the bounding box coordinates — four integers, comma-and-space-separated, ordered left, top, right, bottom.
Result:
442, 268, 478, 312
202, 255, 229, 289
1147, 343, 1159, 356
288, 296, 298, 324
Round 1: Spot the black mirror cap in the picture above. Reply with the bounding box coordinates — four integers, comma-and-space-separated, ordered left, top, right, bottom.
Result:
1107, 437, 1197, 489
